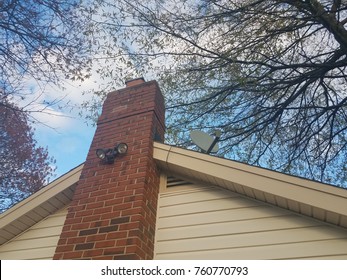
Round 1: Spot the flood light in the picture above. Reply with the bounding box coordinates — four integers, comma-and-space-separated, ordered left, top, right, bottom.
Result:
96, 143, 128, 164
116, 143, 128, 154
96, 148, 109, 160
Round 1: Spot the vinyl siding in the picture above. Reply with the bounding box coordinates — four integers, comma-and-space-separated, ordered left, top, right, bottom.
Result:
154, 183, 347, 259
0, 207, 67, 259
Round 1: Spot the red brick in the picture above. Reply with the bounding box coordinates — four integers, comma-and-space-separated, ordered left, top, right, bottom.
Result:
75, 242, 94, 251
119, 221, 141, 231
130, 214, 144, 222
85, 201, 104, 210
73, 192, 90, 200
121, 207, 142, 216
89, 189, 108, 198
57, 238, 67, 246
64, 217, 83, 225
96, 193, 115, 201
100, 211, 121, 220
126, 245, 148, 260
107, 231, 128, 240
53, 253, 63, 259
82, 214, 101, 223
83, 249, 104, 258
75, 209, 94, 217
67, 236, 86, 244
91, 220, 109, 228
104, 247, 125, 256
95, 240, 115, 248
78, 197, 97, 205
79, 228, 98, 236
71, 222, 90, 231
55, 245, 74, 253
93, 206, 113, 215
86, 234, 107, 242
128, 229, 143, 238
110, 216, 130, 225
98, 225, 118, 233
61, 225, 71, 232
115, 190, 134, 198
115, 239, 127, 246
132, 200, 143, 208
104, 198, 123, 206
65, 212, 76, 219
60, 230, 78, 239
112, 202, 132, 211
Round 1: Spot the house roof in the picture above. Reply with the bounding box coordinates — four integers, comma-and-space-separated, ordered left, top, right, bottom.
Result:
1, 143, 347, 246
153, 142, 347, 229
0, 164, 82, 246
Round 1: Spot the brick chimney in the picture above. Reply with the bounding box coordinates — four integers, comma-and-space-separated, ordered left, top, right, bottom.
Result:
53, 78, 165, 259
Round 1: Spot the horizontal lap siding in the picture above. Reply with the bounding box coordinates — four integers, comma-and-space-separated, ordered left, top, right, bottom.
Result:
154, 184, 347, 259
0, 207, 67, 259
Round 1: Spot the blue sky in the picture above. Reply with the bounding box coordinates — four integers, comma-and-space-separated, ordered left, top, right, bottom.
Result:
27, 80, 99, 181
33, 109, 96, 180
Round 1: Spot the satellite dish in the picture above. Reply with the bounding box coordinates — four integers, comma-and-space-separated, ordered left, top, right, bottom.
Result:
190, 130, 221, 154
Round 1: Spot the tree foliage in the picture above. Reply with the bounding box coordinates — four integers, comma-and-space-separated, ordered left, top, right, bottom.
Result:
0, 0, 92, 107
0, 101, 55, 212
84, 0, 347, 187
0, 0, 93, 211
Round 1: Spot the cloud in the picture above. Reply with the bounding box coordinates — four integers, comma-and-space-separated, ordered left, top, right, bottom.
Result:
30, 107, 74, 130
23, 78, 98, 179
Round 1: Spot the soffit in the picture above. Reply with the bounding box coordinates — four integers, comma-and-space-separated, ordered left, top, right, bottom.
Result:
0, 164, 82, 245
153, 142, 347, 228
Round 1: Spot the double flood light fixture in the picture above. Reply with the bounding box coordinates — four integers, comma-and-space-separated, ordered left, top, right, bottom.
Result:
96, 143, 128, 164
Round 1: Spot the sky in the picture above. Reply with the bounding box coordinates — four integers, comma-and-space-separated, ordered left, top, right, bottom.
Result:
28, 80, 99, 181
33, 108, 95, 180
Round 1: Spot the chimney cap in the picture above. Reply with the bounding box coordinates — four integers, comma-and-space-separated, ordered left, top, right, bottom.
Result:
125, 77, 146, 87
